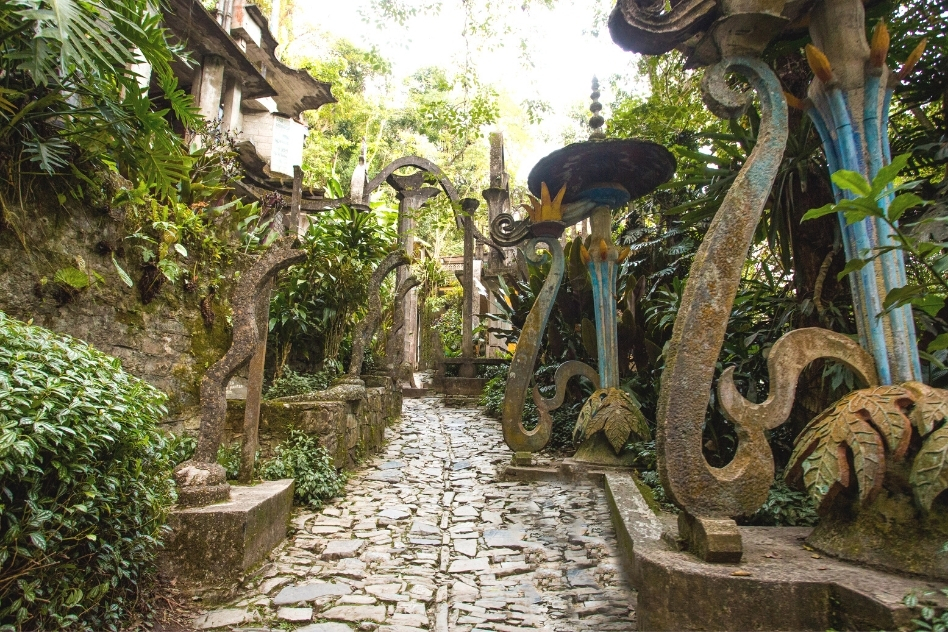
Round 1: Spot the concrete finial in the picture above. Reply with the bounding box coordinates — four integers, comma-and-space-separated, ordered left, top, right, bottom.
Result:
589, 77, 605, 140
349, 139, 369, 205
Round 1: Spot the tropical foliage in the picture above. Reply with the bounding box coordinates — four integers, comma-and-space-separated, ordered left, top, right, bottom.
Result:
267, 190, 396, 376
259, 430, 347, 508
0, 0, 194, 198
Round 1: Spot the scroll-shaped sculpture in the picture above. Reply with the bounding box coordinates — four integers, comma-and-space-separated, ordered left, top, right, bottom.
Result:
174, 236, 305, 507
655, 57, 788, 518
490, 211, 531, 248
347, 250, 412, 378
502, 238, 565, 452
718, 328, 879, 430
193, 235, 306, 463
533, 360, 601, 416
608, 0, 718, 56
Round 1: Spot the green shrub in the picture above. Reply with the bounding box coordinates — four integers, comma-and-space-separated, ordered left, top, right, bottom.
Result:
168, 433, 197, 466
258, 430, 346, 508
479, 373, 506, 418
904, 587, 948, 631
0, 312, 175, 631
741, 476, 819, 527
265, 368, 337, 400
216, 441, 242, 480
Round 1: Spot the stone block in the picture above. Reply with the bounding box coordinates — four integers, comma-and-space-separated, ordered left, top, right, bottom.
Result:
273, 581, 351, 605
160, 479, 293, 596
439, 377, 488, 396
223, 380, 400, 472
677, 512, 743, 563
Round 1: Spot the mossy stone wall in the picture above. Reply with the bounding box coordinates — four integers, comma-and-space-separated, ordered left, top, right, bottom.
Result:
0, 189, 235, 433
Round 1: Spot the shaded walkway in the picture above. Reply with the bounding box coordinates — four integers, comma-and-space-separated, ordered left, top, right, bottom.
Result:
198, 397, 636, 631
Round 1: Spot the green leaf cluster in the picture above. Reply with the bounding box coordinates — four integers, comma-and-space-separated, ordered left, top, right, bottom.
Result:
0, 311, 175, 630
904, 587, 948, 632
258, 430, 347, 509
802, 153, 948, 355
268, 200, 395, 373
264, 368, 338, 400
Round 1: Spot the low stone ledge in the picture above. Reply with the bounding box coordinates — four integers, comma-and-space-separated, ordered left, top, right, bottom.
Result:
160, 479, 294, 600
601, 471, 938, 631
435, 376, 487, 396
225, 376, 401, 468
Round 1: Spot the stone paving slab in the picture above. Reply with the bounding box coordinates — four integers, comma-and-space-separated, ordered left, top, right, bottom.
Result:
201, 397, 637, 631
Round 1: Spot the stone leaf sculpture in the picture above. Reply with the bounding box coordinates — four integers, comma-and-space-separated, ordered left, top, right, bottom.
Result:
175, 234, 306, 507
574, 387, 650, 454
778, 379, 948, 579
347, 250, 411, 379
786, 382, 948, 513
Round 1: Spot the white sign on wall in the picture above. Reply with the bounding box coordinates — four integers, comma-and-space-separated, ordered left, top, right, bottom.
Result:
270, 116, 307, 177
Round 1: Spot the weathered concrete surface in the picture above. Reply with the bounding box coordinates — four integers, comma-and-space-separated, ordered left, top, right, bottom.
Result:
160, 479, 294, 598
603, 473, 941, 631
806, 483, 948, 582
225, 375, 402, 469
435, 376, 488, 397
193, 235, 305, 464
654, 58, 788, 523
201, 398, 637, 630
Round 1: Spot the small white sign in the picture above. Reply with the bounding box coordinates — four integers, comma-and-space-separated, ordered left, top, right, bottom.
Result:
270, 116, 307, 177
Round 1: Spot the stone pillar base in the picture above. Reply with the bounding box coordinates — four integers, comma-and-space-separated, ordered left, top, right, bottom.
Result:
677, 512, 743, 563
160, 479, 294, 599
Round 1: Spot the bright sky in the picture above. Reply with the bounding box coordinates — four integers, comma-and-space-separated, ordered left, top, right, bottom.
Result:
292, 0, 646, 185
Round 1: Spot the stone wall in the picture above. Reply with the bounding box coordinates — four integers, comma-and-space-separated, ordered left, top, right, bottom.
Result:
0, 188, 236, 433
225, 375, 403, 469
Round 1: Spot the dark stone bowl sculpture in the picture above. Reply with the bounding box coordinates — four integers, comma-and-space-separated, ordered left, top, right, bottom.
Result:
528, 138, 676, 204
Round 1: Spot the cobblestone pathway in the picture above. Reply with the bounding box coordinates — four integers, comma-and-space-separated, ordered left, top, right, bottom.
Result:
197, 397, 636, 631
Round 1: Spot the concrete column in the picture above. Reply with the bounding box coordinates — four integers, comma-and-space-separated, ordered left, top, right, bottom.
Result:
460, 199, 480, 378
197, 55, 226, 123
221, 76, 242, 134
482, 131, 512, 358
387, 171, 440, 369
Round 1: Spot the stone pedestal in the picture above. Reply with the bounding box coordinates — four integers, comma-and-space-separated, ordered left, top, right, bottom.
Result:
160, 479, 294, 599
573, 433, 639, 467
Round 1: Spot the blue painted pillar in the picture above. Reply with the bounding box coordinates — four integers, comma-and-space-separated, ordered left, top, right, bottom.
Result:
586, 205, 620, 389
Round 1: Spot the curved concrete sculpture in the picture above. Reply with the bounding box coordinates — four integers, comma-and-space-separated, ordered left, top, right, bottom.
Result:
501, 238, 565, 452
176, 235, 306, 507
386, 274, 421, 384
347, 250, 412, 379
717, 328, 879, 430
654, 57, 787, 523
